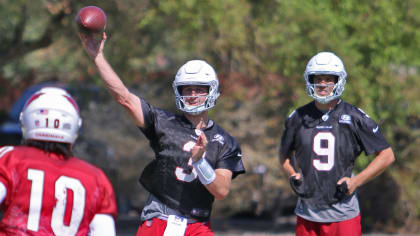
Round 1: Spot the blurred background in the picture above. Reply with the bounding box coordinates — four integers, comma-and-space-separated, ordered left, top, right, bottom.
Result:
0, 0, 419, 235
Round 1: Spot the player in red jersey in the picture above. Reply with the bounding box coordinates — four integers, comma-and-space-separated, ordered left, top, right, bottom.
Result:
0, 87, 117, 236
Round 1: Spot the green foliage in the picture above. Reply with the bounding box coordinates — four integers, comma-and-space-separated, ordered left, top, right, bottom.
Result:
1, 0, 420, 232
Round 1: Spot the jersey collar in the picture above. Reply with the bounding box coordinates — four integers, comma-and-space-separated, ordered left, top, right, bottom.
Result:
303, 100, 343, 127
179, 115, 214, 130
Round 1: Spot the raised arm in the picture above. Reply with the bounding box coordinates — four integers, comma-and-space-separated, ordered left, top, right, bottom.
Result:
79, 32, 145, 128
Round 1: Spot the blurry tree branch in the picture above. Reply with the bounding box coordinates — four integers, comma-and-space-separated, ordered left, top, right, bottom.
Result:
0, 6, 66, 68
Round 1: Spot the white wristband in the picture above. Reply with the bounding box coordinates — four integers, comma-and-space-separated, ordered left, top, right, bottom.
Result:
192, 156, 216, 185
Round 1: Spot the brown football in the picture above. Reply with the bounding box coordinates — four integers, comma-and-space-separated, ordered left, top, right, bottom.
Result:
76, 6, 107, 33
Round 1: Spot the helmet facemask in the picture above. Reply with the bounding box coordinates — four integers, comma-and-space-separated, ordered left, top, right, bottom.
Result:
306, 74, 346, 104
173, 60, 220, 115
304, 52, 347, 104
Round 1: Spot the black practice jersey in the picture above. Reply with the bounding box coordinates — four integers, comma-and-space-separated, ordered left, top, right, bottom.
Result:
280, 100, 389, 206
138, 98, 245, 221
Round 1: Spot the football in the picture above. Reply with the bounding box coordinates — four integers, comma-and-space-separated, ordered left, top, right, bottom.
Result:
76, 6, 107, 33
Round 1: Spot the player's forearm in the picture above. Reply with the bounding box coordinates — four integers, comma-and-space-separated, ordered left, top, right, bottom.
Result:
352, 147, 395, 188
93, 53, 145, 127
205, 170, 232, 200
94, 53, 132, 106
280, 156, 296, 176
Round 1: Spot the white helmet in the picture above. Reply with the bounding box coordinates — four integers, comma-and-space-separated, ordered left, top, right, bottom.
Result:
173, 60, 220, 115
20, 87, 82, 144
304, 52, 347, 104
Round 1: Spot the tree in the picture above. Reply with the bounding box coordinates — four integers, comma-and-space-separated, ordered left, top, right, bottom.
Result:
1, 0, 419, 233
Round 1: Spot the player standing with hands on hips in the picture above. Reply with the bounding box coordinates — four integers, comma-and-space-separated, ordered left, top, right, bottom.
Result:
279, 52, 395, 236
79, 17, 245, 236
0, 87, 117, 235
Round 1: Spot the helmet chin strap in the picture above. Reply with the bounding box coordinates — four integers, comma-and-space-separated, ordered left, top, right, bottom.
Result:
183, 103, 206, 115
313, 84, 337, 104
314, 94, 337, 104
314, 94, 333, 104
179, 94, 211, 115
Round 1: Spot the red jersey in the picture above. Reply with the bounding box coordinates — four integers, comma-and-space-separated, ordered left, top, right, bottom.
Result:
0, 146, 117, 236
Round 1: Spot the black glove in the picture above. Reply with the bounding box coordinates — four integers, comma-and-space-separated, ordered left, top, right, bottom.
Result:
289, 175, 310, 198
334, 182, 349, 201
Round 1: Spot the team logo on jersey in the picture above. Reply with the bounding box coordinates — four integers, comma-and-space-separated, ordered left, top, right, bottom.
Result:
339, 114, 352, 124
212, 134, 224, 145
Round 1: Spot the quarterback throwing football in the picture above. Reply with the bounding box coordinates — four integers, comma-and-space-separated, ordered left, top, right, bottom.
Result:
279, 52, 395, 236
79, 32, 245, 236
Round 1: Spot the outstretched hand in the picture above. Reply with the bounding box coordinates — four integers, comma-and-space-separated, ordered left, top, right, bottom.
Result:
79, 31, 107, 60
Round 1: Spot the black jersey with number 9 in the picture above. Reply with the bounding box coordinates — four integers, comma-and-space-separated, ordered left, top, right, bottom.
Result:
280, 100, 389, 206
